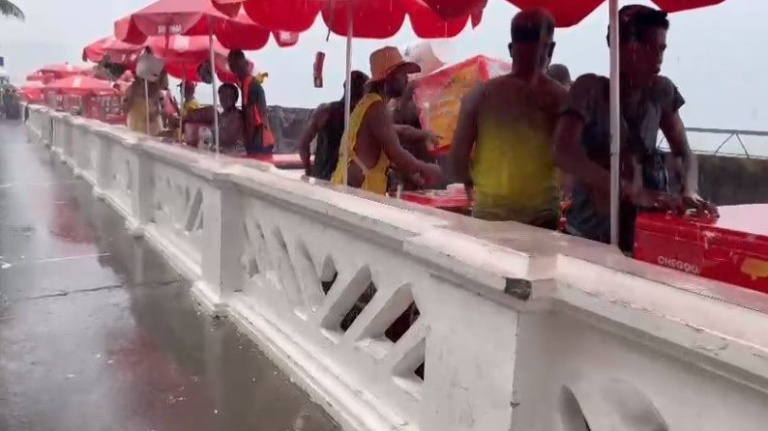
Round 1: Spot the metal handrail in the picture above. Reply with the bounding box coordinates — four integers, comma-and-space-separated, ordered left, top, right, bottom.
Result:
657, 127, 768, 159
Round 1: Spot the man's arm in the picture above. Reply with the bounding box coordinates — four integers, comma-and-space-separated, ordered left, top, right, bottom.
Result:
298, 104, 329, 173
250, 80, 268, 124
552, 75, 612, 192
553, 115, 612, 192
243, 80, 266, 144
660, 110, 697, 194
366, 101, 430, 175
393, 124, 422, 142
660, 93, 717, 215
657, 78, 696, 195
449, 85, 483, 188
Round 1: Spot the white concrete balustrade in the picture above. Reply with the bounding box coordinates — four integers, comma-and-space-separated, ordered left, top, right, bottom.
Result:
26, 105, 768, 431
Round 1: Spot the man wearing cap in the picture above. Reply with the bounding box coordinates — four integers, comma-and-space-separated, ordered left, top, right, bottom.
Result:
330, 46, 442, 194
554, 4, 717, 253
450, 8, 567, 228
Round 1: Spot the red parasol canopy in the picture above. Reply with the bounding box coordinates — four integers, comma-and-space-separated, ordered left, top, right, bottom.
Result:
217, 12, 300, 50
31, 63, 88, 80
82, 37, 143, 64
114, 0, 297, 50
164, 53, 254, 84
215, 0, 482, 38
19, 81, 45, 103
26, 71, 47, 81
45, 75, 118, 96
423, 0, 725, 27
146, 34, 257, 83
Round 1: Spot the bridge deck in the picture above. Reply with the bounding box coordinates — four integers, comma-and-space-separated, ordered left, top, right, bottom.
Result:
0, 120, 339, 431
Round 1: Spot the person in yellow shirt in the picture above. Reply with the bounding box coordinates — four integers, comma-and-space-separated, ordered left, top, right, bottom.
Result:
330, 47, 442, 195
180, 82, 200, 116
450, 9, 567, 229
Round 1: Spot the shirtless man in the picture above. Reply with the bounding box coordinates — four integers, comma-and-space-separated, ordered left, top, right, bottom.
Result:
185, 83, 243, 153
299, 70, 369, 180
329, 47, 442, 195
450, 9, 567, 228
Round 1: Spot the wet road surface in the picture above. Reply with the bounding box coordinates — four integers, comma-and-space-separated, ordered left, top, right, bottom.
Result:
0, 120, 340, 431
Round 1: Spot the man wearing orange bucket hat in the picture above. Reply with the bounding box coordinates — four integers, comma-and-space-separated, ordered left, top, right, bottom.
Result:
330, 46, 443, 194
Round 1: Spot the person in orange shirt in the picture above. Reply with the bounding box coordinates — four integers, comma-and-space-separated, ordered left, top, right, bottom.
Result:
228, 49, 273, 155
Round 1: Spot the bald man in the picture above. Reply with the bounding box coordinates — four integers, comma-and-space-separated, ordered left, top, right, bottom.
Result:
450, 9, 568, 228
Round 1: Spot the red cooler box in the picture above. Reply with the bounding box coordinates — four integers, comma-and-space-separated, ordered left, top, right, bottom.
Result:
400, 185, 471, 215
635, 204, 768, 294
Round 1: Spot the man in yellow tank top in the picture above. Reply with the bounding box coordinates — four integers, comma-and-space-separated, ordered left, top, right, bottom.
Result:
331, 47, 442, 195
450, 9, 567, 229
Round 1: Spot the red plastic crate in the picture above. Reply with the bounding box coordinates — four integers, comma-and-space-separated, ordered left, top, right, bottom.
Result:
413, 55, 511, 157
634, 204, 768, 294
400, 187, 471, 214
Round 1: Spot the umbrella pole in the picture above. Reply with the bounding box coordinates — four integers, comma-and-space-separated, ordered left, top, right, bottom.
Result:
180, 68, 185, 143
209, 27, 221, 155
144, 78, 150, 135
342, 3, 353, 187
608, 0, 621, 247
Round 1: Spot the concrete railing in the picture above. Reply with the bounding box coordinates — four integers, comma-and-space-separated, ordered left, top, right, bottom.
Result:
26, 106, 768, 431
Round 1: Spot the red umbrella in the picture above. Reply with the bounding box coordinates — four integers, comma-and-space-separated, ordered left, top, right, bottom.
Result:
418, 0, 486, 19
218, 0, 481, 38
164, 53, 256, 84
83, 37, 143, 64
32, 63, 88, 80
114, 0, 235, 44
218, 12, 300, 50
19, 81, 45, 103
114, 0, 295, 50
424, 0, 725, 27
147, 34, 257, 83
26, 71, 47, 81
45, 75, 118, 96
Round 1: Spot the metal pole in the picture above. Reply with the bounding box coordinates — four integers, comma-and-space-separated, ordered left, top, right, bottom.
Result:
180, 66, 185, 143
609, 0, 621, 247
342, 3, 353, 186
144, 78, 150, 135
208, 26, 220, 155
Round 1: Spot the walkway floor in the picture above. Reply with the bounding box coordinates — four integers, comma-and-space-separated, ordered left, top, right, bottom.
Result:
0, 120, 340, 431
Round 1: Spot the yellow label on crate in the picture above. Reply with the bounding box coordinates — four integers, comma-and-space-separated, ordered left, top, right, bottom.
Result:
414, 56, 510, 152
741, 257, 768, 280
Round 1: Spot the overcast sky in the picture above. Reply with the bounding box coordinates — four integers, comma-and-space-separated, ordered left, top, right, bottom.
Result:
2, 0, 765, 134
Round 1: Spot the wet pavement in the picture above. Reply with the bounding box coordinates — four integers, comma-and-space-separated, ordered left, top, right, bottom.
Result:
0, 120, 340, 431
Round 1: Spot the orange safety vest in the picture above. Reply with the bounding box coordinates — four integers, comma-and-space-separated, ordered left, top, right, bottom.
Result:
241, 76, 274, 148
